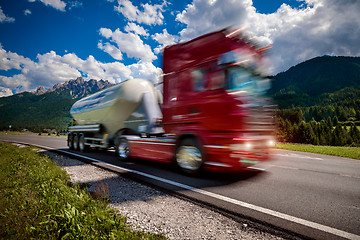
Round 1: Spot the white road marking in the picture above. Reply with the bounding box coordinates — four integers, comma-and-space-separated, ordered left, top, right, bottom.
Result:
340, 174, 360, 179
269, 164, 299, 170
4, 140, 360, 240
273, 153, 323, 161
247, 166, 266, 171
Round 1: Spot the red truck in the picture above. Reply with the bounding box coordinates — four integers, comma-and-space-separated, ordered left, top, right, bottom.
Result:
68, 28, 275, 174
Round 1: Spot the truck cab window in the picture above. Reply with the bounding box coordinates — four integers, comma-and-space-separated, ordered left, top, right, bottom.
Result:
227, 66, 270, 94
191, 67, 225, 92
191, 69, 205, 91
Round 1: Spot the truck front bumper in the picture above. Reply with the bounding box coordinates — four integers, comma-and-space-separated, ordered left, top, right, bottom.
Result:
202, 135, 274, 172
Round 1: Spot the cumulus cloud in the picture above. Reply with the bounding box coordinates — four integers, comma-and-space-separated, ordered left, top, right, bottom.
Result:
0, 45, 162, 94
176, 0, 249, 40
152, 29, 179, 54
0, 87, 13, 97
99, 27, 156, 62
124, 22, 149, 36
0, 44, 33, 70
176, 0, 360, 74
114, 0, 165, 25
30, 0, 66, 11
98, 41, 123, 60
0, 6, 15, 23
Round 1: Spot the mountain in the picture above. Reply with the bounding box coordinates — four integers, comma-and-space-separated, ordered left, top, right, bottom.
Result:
34, 77, 112, 98
269, 56, 360, 108
0, 78, 113, 132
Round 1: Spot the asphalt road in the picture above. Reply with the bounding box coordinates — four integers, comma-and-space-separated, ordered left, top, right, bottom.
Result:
1, 134, 359, 240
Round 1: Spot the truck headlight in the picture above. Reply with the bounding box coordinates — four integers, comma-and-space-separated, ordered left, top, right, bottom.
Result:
267, 139, 275, 147
230, 142, 253, 151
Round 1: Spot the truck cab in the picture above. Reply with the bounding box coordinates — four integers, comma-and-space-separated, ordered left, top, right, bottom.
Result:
160, 29, 275, 173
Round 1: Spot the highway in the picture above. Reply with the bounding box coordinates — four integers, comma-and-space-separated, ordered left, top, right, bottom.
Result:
1, 134, 359, 240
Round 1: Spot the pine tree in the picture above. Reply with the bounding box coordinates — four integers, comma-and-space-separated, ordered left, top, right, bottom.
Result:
333, 116, 339, 126
349, 125, 360, 144
326, 116, 333, 128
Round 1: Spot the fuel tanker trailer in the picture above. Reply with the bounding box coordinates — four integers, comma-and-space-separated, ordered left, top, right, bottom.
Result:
68, 28, 276, 175
68, 78, 163, 150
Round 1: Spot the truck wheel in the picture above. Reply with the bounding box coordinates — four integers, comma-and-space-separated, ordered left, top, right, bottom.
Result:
79, 134, 88, 152
68, 133, 74, 150
73, 133, 80, 151
115, 137, 130, 161
176, 138, 203, 175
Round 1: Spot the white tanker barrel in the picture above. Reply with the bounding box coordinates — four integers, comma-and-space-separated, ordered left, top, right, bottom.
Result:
70, 78, 163, 138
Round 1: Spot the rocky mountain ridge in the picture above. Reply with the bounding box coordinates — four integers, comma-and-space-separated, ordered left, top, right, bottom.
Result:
34, 77, 113, 98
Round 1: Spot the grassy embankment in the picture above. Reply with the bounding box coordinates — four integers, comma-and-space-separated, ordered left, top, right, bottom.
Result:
0, 131, 25, 135
276, 143, 360, 160
0, 131, 66, 137
0, 142, 166, 239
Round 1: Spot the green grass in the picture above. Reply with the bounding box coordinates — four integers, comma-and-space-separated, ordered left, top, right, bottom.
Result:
0, 131, 67, 137
0, 131, 25, 135
0, 142, 166, 239
276, 143, 360, 160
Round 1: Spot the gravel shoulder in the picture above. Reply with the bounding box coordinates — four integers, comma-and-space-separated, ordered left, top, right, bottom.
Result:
41, 150, 286, 240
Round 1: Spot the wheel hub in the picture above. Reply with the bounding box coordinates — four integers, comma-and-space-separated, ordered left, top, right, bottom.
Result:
176, 146, 202, 170
118, 141, 129, 158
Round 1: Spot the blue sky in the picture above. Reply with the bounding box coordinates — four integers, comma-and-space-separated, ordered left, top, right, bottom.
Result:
1, 0, 360, 96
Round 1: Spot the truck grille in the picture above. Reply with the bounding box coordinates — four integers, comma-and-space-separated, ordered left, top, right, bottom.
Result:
243, 96, 276, 134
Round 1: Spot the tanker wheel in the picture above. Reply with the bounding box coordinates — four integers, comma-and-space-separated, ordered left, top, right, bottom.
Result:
79, 134, 89, 152
68, 133, 74, 150
115, 137, 130, 161
73, 133, 80, 151
176, 138, 203, 175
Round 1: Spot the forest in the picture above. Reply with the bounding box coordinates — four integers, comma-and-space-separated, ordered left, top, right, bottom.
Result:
269, 56, 360, 147
276, 107, 360, 147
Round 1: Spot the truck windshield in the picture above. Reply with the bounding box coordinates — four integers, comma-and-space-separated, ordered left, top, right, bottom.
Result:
227, 66, 270, 94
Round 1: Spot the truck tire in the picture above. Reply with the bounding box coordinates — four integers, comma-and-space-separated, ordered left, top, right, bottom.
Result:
176, 138, 203, 175
79, 134, 88, 152
73, 133, 80, 151
68, 133, 74, 150
115, 137, 130, 161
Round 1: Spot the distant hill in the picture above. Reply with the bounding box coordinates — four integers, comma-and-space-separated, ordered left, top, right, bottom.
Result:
0, 78, 113, 131
269, 56, 360, 108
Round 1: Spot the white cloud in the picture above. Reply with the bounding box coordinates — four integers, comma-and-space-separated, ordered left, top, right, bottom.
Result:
30, 0, 67, 11
0, 45, 162, 94
152, 29, 179, 54
0, 44, 33, 70
176, 0, 249, 40
24, 9, 32, 15
99, 27, 156, 62
0, 87, 13, 97
69, 1, 82, 10
176, 0, 360, 74
114, 0, 165, 25
97, 41, 123, 60
125, 22, 149, 36
0, 6, 15, 23
128, 61, 163, 82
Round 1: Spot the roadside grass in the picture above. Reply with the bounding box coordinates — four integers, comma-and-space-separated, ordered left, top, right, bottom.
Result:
0, 131, 67, 137
0, 142, 166, 239
0, 131, 25, 135
276, 143, 360, 160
